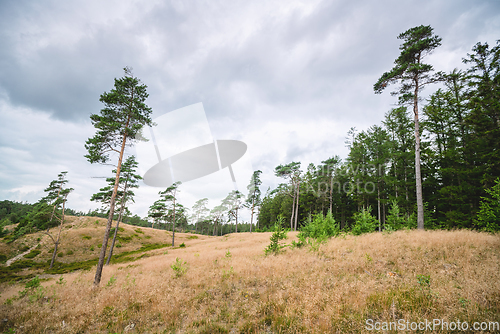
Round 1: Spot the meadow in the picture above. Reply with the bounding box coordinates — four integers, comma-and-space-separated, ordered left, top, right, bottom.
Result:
0, 217, 499, 333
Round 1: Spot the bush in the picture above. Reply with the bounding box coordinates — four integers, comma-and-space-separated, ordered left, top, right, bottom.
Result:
385, 201, 406, 231
25, 250, 41, 259
476, 178, 500, 232
301, 211, 340, 239
264, 216, 288, 256
18, 275, 45, 302
171, 258, 188, 278
351, 207, 377, 235
0, 226, 8, 238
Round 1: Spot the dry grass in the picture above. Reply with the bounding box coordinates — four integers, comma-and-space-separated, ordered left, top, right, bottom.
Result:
0, 229, 499, 333
1, 216, 177, 263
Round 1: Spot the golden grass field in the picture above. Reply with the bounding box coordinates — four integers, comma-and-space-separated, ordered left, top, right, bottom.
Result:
0, 217, 499, 333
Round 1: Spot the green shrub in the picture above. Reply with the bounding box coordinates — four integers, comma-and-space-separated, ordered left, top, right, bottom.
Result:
179, 242, 186, 248
476, 177, 500, 232
57, 252, 63, 258
66, 250, 74, 256
82, 235, 92, 240
117, 235, 133, 242
171, 258, 188, 278
109, 227, 124, 236
24, 250, 41, 259
385, 201, 406, 231
106, 275, 117, 287
264, 216, 288, 256
300, 211, 340, 239
351, 207, 377, 235
18, 275, 45, 302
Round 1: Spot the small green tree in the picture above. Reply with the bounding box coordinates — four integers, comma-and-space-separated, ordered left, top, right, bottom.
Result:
385, 200, 406, 231
351, 207, 378, 236
476, 178, 500, 232
171, 257, 188, 278
264, 216, 288, 256
85, 67, 154, 287
301, 211, 340, 239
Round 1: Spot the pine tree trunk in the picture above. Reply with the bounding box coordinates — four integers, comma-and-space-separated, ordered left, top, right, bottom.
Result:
50, 242, 59, 269
294, 181, 300, 231
93, 114, 131, 288
290, 185, 296, 230
106, 203, 125, 265
329, 176, 333, 214
414, 83, 425, 230
250, 196, 254, 233
107, 179, 129, 265
50, 194, 68, 269
172, 197, 176, 247
378, 184, 381, 232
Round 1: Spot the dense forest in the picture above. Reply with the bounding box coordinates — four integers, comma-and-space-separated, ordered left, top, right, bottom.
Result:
257, 39, 500, 233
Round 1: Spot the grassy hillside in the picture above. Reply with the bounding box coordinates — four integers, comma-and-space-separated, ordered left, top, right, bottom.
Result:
0, 223, 499, 333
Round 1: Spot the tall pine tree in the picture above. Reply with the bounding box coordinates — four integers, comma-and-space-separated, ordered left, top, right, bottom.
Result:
374, 25, 443, 229
85, 67, 154, 287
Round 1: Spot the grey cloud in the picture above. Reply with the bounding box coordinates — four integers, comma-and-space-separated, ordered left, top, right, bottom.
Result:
1, 0, 499, 215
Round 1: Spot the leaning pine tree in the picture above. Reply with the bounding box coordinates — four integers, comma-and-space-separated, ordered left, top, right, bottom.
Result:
85, 67, 153, 287
374, 25, 443, 230
43, 171, 73, 269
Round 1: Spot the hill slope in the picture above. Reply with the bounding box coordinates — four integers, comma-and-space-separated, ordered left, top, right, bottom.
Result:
1, 226, 499, 333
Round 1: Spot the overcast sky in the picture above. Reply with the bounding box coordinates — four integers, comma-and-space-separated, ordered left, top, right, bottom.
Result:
1, 0, 499, 220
